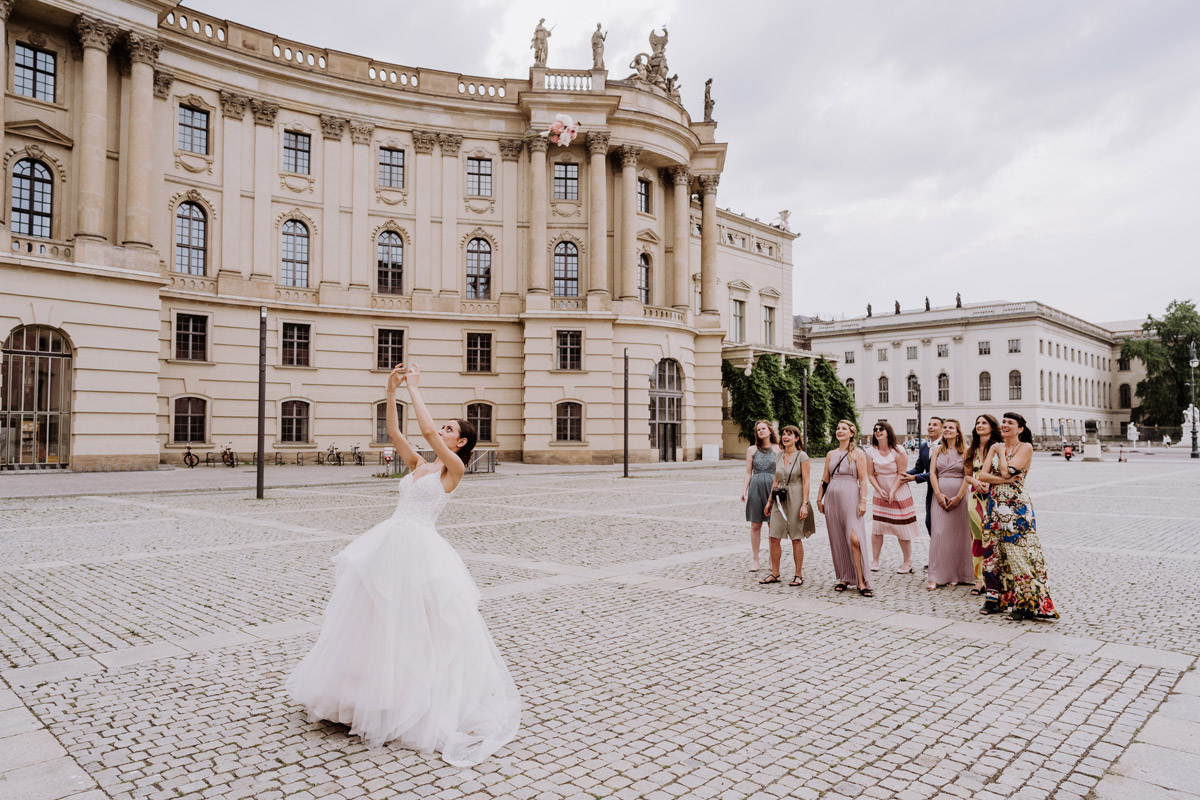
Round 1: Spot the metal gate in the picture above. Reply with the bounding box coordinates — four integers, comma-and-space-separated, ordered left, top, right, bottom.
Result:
1, 326, 73, 470
649, 359, 683, 462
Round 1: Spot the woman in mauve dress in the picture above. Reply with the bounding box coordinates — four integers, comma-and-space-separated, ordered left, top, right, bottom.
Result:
964, 415, 1002, 595
817, 420, 873, 596
927, 419, 975, 589
866, 422, 919, 574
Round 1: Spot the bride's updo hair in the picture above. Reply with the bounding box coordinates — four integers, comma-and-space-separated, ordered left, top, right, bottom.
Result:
453, 419, 478, 466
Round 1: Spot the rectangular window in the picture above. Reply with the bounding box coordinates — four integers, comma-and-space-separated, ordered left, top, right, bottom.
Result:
937, 344, 949, 358
878, 348, 888, 362
907, 346, 918, 360
282, 323, 311, 367
174, 314, 208, 361
906, 419, 918, 436
376, 401, 403, 443
730, 300, 746, 343
762, 306, 775, 346
14, 44, 56, 102
1009, 338, 1022, 354
556, 402, 582, 442
466, 332, 492, 373
978, 341, 991, 356
637, 179, 651, 213
376, 329, 404, 371
553, 163, 578, 200
173, 397, 206, 443
1039, 339, 1044, 354
378, 148, 404, 188
177, 106, 209, 155
556, 330, 582, 371
283, 131, 311, 174
844, 351, 856, 364
467, 403, 493, 442
466, 157, 492, 197
1118, 357, 1130, 371
280, 401, 309, 443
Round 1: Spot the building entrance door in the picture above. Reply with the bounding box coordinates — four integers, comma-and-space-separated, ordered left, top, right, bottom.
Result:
649, 359, 683, 462
1, 326, 73, 470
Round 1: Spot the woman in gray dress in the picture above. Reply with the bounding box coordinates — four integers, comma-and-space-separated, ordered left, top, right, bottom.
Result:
817, 420, 873, 596
927, 419, 974, 589
762, 425, 813, 586
741, 420, 780, 572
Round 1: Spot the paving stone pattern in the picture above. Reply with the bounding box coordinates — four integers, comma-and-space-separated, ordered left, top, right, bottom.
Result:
0, 455, 1197, 800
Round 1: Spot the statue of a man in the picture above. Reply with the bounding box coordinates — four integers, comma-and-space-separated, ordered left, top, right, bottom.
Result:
704, 78, 715, 122
665, 73, 681, 102
895, 301, 901, 315
531, 18, 550, 68
866, 303, 872, 317
956, 292, 962, 308
591, 24, 606, 70
925, 296, 930, 311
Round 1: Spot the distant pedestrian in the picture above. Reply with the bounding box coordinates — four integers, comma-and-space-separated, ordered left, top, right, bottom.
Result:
761, 425, 813, 586
817, 420, 872, 596
867, 421, 919, 573
741, 420, 780, 572
964, 414, 1002, 595
927, 419, 974, 590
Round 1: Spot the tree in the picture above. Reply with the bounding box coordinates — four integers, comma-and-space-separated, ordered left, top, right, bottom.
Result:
1121, 300, 1200, 426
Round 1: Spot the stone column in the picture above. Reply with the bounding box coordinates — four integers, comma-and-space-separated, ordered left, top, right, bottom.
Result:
670, 166, 692, 311
122, 32, 164, 248
249, 99, 279, 281
586, 131, 610, 299
319, 115, 346, 289
698, 173, 720, 314
499, 138, 523, 297
0, 1, 13, 226
438, 132, 463, 297
617, 145, 642, 301
349, 120, 374, 290
411, 131, 437, 297
219, 92, 249, 277
527, 135, 549, 294
73, 16, 120, 239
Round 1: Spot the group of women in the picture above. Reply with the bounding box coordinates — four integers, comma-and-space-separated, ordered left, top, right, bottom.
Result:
741, 412, 1058, 621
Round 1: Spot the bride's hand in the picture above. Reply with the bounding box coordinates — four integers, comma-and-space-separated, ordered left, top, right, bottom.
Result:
386, 364, 406, 392
405, 363, 421, 388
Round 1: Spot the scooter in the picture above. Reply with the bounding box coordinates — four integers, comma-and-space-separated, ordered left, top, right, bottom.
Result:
1063, 444, 1073, 461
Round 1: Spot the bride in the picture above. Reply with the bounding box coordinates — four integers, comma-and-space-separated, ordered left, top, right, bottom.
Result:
286, 363, 521, 766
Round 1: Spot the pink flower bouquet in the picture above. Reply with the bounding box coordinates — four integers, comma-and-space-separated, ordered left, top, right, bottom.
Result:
544, 114, 579, 147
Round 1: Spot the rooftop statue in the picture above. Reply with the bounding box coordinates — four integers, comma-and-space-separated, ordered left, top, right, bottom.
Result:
531, 18, 551, 68
591, 24, 606, 70
704, 78, 715, 121
956, 292, 962, 308
628, 27, 671, 88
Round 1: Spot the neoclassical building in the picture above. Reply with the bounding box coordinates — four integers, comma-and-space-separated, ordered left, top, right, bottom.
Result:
810, 300, 1145, 442
0, 1, 795, 470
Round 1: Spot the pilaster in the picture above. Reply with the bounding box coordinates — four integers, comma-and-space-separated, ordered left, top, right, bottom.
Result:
587, 131, 611, 301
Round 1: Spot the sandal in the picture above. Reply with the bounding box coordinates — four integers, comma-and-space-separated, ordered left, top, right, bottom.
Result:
758, 574, 781, 585
969, 584, 984, 596
926, 583, 937, 591
833, 582, 848, 593
858, 586, 874, 597
980, 600, 1003, 615
790, 576, 804, 587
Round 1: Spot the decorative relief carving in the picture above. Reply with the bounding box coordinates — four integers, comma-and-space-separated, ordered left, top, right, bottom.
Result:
28, 30, 47, 48
465, 197, 496, 215
174, 152, 212, 175
0, 2, 17, 23
168, 188, 217, 219
275, 207, 317, 235
460, 226, 498, 252
281, 174, 315, 194
551, 203, 582, 218
697, 173, 720, 194
548, 231, 586, 254
586, 131, 610, 157
5, 144, 66, 184
319, 115, 347, 140
498, 139, 524, 161
437, 133, 463, 156
73, 16, 119, 52
617, 145, 641, 169
125, 31, 164, 65
219, 91, 249, 119
527, 135, 550, 154
250, 99, 279, 126
411, 131, 438, 154
153, 69, 174, 99
670, 165, 692, 188
349, 120, 375, 145
370, 220, 410, 245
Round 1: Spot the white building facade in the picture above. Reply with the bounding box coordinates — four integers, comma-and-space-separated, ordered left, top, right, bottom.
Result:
810, 301, 1144, 442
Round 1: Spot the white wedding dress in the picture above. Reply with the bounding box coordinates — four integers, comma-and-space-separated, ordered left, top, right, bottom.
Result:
286, 470, 521, 766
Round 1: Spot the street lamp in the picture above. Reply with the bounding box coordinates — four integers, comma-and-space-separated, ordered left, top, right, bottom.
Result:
257, 306, 267, 498
1189, 339, 1198, 460
914, 379, 923, 449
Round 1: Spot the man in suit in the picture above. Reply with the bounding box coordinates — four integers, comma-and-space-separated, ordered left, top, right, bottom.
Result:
900, 417, 944, 552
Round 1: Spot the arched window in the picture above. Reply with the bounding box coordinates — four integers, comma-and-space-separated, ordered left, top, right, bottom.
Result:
376, 231, 403, 295
845, 378, 855, 399
280, 399, 310, 443
555, 401, 582, 442
1009, 370, 1022, 401
281, 220, 309, 287
937, 372, 949, 403
1070, 376, 1076, 405
907, 374, 920, 404
375, 400, 404, 443
11, 158, 52, 238
1040, 370, 1045, 401
637, 253, 651, 304
553, 241, 579, 297
174, 202, 207, 275
979, 371, 991, 402
466, 237, 491, 299
467, 402, 493, 442
1119, 384, 1131, 409
878, 376, 889, 404
173, 397, 206, 443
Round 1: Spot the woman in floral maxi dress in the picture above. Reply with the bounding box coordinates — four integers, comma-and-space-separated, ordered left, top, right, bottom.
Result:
977, 412, 1058, 620
964, 415, 1001, 596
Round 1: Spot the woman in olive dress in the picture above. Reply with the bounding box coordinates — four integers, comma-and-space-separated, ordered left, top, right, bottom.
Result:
762, 425, 813, 586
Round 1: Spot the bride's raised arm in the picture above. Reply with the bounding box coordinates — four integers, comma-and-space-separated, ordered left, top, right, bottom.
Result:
404, 364, 466, 483
385, 365, 421, 471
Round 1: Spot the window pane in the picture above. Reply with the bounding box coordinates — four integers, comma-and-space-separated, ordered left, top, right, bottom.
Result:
378, 148, 404, 188
282, 323, 311, 367
466, 332, 492, 372
376, 231, 403, 294
466, 238, 492, 299
377, 329, 404, 371
553, 243, 579, 297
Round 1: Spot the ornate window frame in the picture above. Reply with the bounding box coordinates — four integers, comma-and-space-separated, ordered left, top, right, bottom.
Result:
551, 152, 583, 217
6, 144, 66, 241
462, 226, 499, 300
168, 188, 218, 276
275, 209, 318, 288
279, 120, 316, 192
376, 136, 408, 206
372, 220, 410, 296
173, 93, 215, 175
463, 145, 496, 214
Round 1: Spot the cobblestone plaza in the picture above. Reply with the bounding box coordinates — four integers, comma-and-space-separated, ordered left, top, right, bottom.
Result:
1, 454, 1198, 800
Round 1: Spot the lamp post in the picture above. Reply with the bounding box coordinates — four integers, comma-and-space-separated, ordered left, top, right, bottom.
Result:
256, 306, 267, 499
914, 379, 923, 449
1189, 339, 1198, 460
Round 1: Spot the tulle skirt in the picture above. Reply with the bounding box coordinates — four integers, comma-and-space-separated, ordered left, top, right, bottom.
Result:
286, 514, 521, 766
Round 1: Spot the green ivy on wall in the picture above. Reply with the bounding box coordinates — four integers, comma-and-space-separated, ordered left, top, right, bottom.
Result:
721, 354, 858, 455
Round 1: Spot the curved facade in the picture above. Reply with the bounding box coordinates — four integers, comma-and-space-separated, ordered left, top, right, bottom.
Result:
0, 0, 795, 470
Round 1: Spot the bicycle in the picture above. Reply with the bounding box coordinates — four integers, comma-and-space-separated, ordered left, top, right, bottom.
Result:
350, 443, 365, 466
326, 443, 343, 466
221, 442, 237, 468
182, 443, 200, 469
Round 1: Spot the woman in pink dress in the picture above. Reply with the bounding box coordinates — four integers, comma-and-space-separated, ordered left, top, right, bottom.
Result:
866, 421, 919, 573
817, 420, 873, 596
927, 419, 974, 589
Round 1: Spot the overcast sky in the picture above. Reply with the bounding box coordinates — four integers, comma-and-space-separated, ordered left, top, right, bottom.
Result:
192, 0, 1199, 325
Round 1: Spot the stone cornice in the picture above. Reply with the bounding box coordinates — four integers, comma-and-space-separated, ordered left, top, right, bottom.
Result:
586, 131, 610, 157
498, 138, 524, 161
319, 115, 347, 140
73, 16, 120, 53
250, 99, 279, 126
349, 120, 375, 144
219, 90, 250, 120
412, 131, 438, 154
